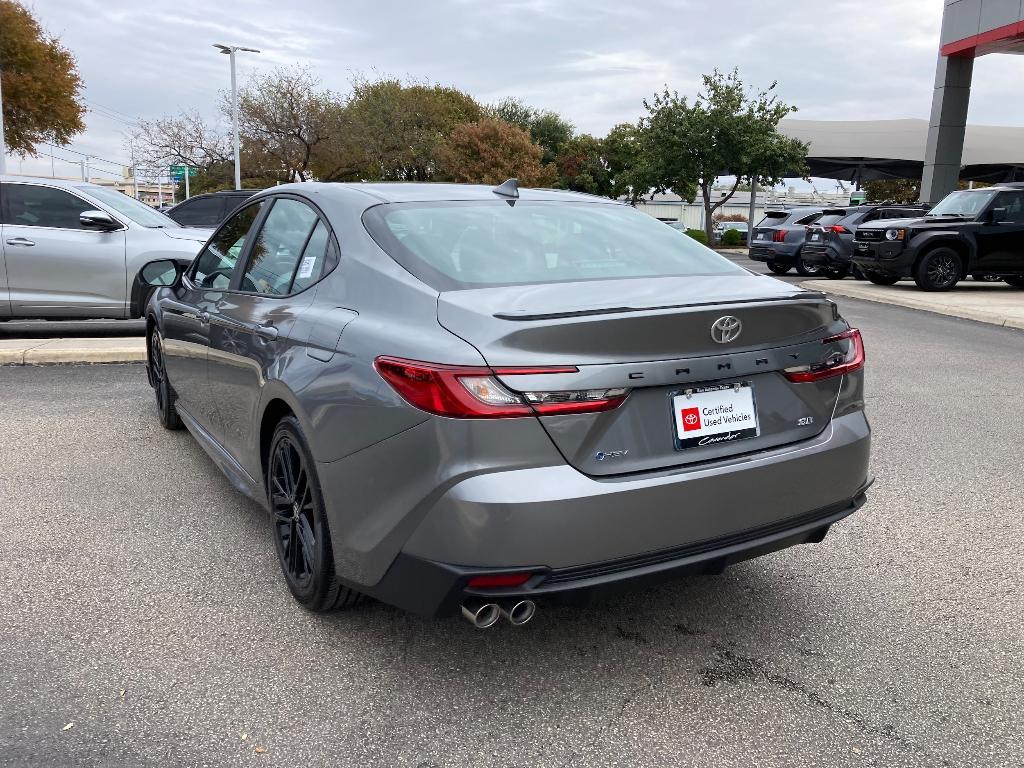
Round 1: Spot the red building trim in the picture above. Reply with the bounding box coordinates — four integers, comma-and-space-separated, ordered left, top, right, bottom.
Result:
941, 20, 1024, 57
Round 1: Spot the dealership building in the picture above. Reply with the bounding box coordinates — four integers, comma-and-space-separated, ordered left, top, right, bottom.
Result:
924, 0, 1024, 201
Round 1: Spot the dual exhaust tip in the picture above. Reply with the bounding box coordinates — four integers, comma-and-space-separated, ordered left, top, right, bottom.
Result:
461, 598, 536, 628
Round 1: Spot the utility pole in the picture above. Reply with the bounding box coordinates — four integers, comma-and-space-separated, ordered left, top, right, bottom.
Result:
184, 166, 190, 200
214, 44, 260, 190
80, 159, 86, 181
85, 155, 91, 182
747, 177, 757, 248
157, 173, 163, 207
0, 62, 6, 176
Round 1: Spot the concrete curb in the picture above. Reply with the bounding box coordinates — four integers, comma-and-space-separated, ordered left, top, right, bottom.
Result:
0, 337, 146, 365
801, 280, 1024, 331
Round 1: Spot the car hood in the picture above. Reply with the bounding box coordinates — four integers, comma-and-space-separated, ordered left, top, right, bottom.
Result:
160, 227, 213, 244
860, 215, 966, 230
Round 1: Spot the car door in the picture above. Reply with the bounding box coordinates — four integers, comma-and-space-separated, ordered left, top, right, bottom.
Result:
0, 182, 128, 317
206, 196, 328, 463
975, 191, 1024, 272
161, 199, 267, 434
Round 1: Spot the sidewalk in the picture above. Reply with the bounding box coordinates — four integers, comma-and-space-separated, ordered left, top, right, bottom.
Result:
801, 279, 1024, 330
0, 337, 146, 365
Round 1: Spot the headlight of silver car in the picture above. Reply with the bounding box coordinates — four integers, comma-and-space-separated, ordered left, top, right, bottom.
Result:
884, 228, 906, 241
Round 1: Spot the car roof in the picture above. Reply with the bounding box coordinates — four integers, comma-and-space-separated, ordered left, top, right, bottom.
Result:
0, 174, 107, 193
262, 181, 619, 205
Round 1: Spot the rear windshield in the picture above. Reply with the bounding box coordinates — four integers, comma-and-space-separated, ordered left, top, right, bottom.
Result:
362, 201, 746, 290
816, 213, 846, 226
756, 212, 789, 226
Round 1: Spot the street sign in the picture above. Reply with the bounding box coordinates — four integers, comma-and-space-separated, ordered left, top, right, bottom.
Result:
169, 165, 197, 179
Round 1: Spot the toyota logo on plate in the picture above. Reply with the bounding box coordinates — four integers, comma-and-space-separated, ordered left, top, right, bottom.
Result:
710, 316, 742, 344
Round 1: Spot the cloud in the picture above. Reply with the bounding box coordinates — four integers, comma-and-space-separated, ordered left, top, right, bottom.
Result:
13, 0, 1024, 180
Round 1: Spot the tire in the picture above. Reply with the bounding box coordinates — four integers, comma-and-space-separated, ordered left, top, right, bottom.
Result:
795, 250, 825, 277
1004, 276, 1024, 288
149, 330, 182, 430
864, 272, 900, 286
851, 265, 866, 281
825, 266, 850, 280
267, 415, 362, 613
766, 261, 791, 275
914, 247, 962, 292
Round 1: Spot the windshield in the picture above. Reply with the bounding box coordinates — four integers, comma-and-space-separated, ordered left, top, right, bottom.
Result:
363, 201, 747, 291
84, 187, 180, 228
927, 190, 997, 218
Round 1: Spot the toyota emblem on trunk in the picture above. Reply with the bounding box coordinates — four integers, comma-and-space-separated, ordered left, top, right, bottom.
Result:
710, 316, 742, 344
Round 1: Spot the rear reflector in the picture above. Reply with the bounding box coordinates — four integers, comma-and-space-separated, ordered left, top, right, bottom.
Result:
783, 329, 865, 382
466, 572, 533, 589
374, 356, 629, 418
829, 225, 850, 234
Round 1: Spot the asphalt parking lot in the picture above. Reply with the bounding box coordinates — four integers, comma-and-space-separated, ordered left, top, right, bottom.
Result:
2, 288, 1023, 766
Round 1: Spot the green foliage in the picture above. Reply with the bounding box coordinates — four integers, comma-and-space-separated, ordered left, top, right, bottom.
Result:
0, 0, 86, 155
433, 118, 556, 186
554, 134, 610, 196
640, 68, 807, 241
722, 228, 744, 246
863, 179, 920, 204
685, 228, 708, 244
490, 97, 574, 165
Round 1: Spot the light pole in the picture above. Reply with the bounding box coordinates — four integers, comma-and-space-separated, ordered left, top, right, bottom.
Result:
214, 43, 260, 190
0, 62, 7, 176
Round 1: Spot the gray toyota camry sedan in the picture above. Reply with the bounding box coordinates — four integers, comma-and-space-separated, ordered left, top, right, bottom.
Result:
140, 180, 871, 628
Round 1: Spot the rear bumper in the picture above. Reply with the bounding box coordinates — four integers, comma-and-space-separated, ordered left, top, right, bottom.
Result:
366, 410, 870, 617
370, 484, 870, 618
749, 242, 801, 263
802, 243, 845, 266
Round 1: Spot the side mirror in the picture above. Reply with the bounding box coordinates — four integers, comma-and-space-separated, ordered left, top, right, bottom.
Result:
80, 210, 119, 230
990, 207, 1009, 223
140, 259, 182, 287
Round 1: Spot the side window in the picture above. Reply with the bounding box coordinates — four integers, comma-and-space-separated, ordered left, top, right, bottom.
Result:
795, 213, 821, 225
239, 199, 318, 295
993, 191, 1024, 223
1, 184, 94, 229
289, 220, 339, 293
191, 201, 265, 290
170, 196, 224, 227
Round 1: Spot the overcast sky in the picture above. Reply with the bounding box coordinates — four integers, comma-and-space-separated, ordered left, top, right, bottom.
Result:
10, 0, 1024, 185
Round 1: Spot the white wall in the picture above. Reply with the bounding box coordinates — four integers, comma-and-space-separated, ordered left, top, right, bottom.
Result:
635, 201, 768, 228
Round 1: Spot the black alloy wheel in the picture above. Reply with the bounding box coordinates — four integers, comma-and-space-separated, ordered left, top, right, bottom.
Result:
825, 266, 850, 280
267, 416, 361, 612
150, 331, 181, 430
795, 250, 825, 277
1004, 275, 1024, 288
914, 248, 962, 292
766, 261, 791, 275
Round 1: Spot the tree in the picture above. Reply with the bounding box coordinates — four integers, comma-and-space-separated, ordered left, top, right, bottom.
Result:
602, 123, 652, 204
641, 69, 808, 241
863, 178, 920, 203
434, 118, 557, 186
490, 97, 574, 165
334, 77, 485, 182
554, 134, 611, 196
131, 110, 232, 177
0, 0, 85, 155
235, 66, 346, 183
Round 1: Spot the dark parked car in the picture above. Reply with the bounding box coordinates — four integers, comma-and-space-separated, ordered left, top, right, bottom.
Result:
852, 184, 1024, 291
748, 207, 825, 275
140, 181, 870, 626
164, 189, 261, 228
802, 204, 929, 279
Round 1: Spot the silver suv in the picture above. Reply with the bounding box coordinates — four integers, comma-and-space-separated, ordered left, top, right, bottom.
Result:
0, 175, 211, 320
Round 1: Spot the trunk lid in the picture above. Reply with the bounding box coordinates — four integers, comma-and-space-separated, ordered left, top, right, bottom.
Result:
437, 275, 846, 476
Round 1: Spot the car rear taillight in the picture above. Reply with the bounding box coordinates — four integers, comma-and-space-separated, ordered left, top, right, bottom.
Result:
829, 225, 850, 234
374, 357, 629, 418
783, 329, 865, 382
773, 230, 787, 243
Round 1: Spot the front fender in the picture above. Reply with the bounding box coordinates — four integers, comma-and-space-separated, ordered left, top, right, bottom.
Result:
910, 231, 976, 268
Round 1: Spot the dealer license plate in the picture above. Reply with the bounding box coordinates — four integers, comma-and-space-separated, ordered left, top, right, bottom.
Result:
756, 233, 766, 240
811, 233, 820, 241
672, 384, 759, 450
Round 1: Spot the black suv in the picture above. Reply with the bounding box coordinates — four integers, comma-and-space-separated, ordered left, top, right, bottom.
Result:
852, 184, 1024, 291
164, 189, 261, 228
802, 204, 929, 279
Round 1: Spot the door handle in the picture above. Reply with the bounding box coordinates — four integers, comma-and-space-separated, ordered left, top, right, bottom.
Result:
254, 323, 279, 341
5, 237, 35, 247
